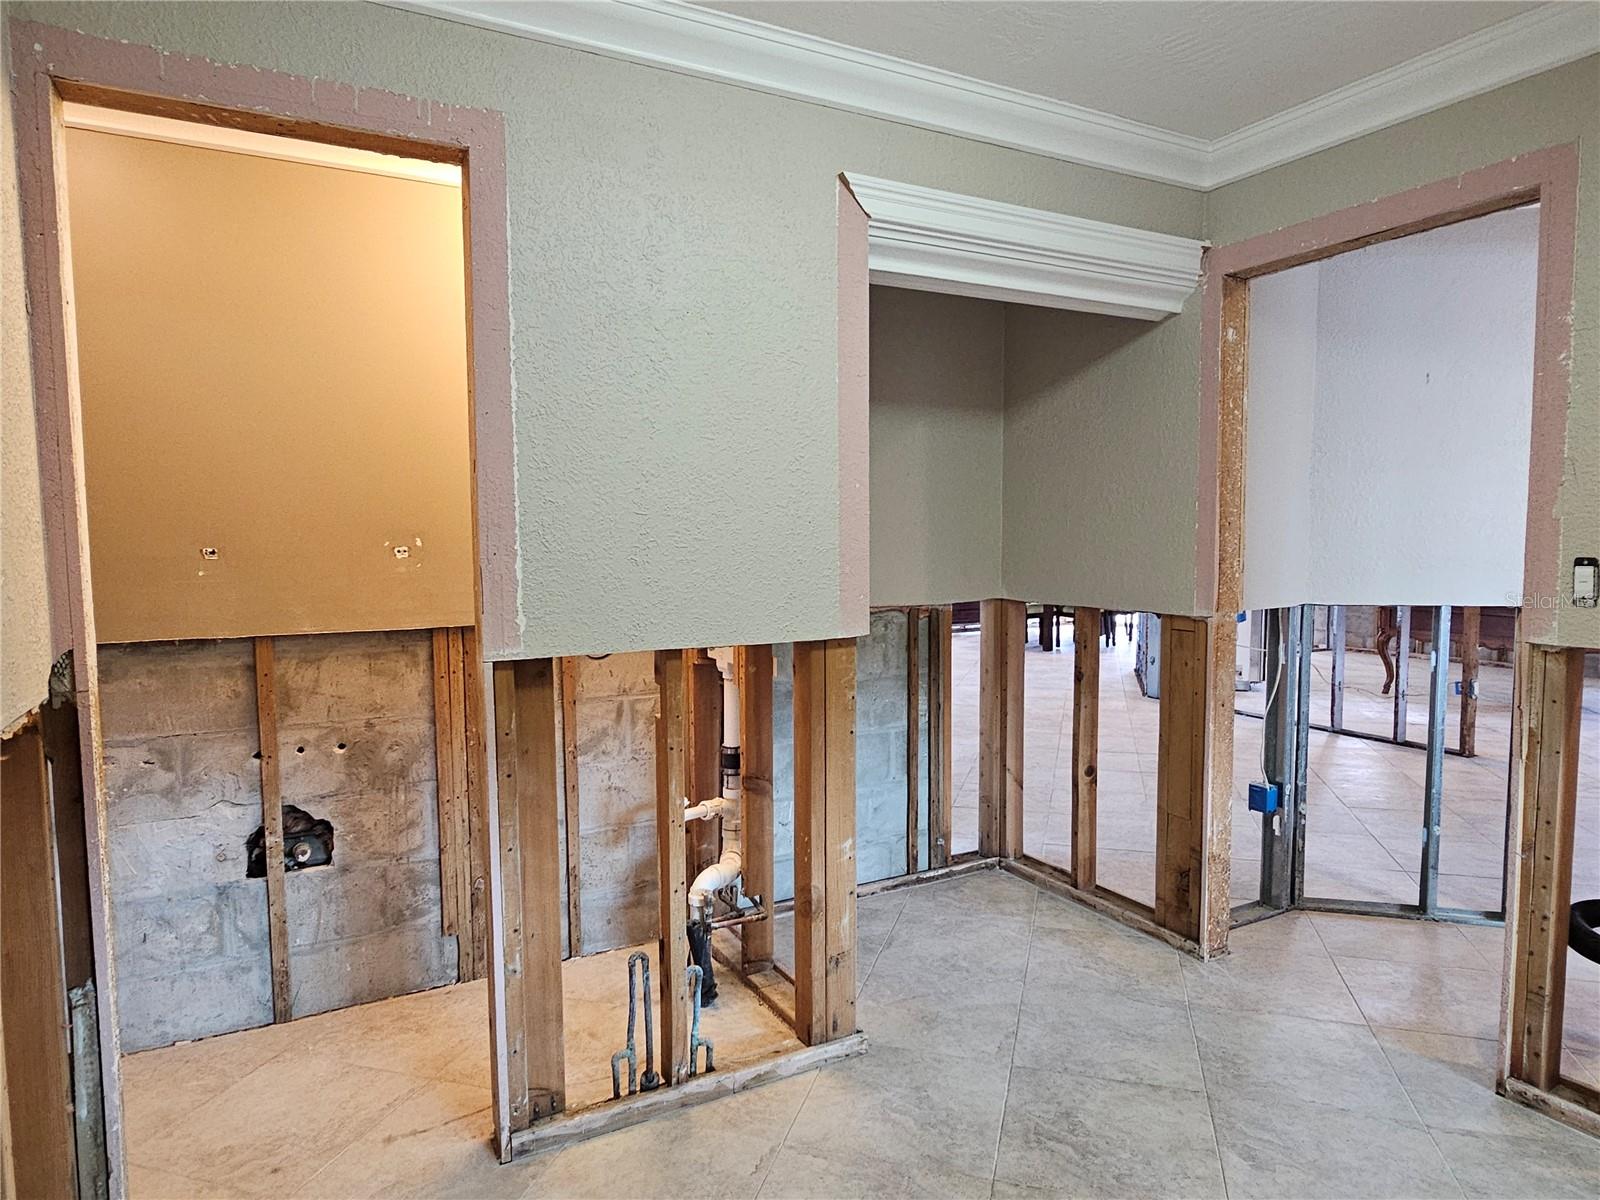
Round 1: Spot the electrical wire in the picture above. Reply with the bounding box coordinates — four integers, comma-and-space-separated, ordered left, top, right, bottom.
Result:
1259, 608, 1285, 783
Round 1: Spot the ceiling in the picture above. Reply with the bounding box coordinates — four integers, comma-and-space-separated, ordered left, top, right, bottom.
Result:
698, 1, 1540, 140
395, 0, 1600, 187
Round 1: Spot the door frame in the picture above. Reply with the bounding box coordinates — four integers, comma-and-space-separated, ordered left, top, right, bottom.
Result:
1194, 144, 1592, 1124
8, 20, 516, 1192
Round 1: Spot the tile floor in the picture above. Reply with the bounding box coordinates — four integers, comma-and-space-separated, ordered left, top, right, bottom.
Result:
124, 869, 1600, 1199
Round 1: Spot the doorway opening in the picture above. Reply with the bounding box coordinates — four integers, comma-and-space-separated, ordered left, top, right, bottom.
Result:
57, 100, 490, 1191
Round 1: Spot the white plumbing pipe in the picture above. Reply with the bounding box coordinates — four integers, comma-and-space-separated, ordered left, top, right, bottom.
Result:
687, 648, 742, 919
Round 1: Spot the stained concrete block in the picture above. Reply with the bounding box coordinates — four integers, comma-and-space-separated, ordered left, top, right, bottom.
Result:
277, 717, 435, 802
576, 759, 655, 834
274, 630, 433, 725
312, 785, 439, 866
99, 640, 257, 738
580, 881, 659, 955
579, 821, 659, 896
112, 894, 227, 975
577, 652, 656, 698
180, 731, 265, 815
575, 697, 630, 761
289, 922, 457, 1018
285, 860, 445, 947
101, 737, 182, 820
109, 808, 257, 902
116, 955, 272, 1052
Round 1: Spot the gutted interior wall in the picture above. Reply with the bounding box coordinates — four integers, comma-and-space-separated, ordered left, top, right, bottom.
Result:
1000, 303, 1204, 614
64, 127, 473, 643
1244, 207, 1537, 610
0, 67, 53, 728
570, 653, 661, 954
1207, 54, 1600, 647
3, 0, 1202, 661
869, 288, 1005, 607
101, 632, 454, 1050
771, 611, 929, 902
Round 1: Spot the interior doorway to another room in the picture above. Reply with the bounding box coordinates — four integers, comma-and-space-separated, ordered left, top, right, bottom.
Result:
57, 103, 492, 1187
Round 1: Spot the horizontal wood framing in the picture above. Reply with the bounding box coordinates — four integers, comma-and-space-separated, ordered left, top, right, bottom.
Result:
509, 1034, 867, 1159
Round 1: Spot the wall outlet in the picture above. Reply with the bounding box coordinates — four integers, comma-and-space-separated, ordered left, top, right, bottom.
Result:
1575, 557, 1598, 607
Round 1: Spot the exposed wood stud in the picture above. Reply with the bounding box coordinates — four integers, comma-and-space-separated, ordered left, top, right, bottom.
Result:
1460, 607, 1481, 758
253, 637, 292, 1023
655, 650, 693, 1084
739, 645, 776, 975
433, 629, 462, 938
1072, 607, 1100, 889
1508, 645, 1583, 1091
461, 627, 492, 982
978, 599, 1024, 859
928, 607, 953, 869
906, 608, 922, 876
792, 638, 858, 1045
1154, 616, 1209, 944
490, 662, 530, 1147
1, 716, 78, 1199
509, 660, 566, 1120
686, 652, 723, 877
559, 657, 583, 958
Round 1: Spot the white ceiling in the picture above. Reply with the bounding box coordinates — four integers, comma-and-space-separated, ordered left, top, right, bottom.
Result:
393, 0, 1600, 187
699, 1, 1540, 140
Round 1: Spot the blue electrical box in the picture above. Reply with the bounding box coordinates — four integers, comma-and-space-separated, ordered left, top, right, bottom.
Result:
1248, 781, 1280, 814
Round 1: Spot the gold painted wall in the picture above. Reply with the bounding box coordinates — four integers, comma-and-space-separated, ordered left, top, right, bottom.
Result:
65, 126, 474, 643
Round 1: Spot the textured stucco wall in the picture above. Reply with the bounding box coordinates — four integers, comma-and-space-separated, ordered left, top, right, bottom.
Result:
1, 0, 1200, 663
1000, 302, 1206, 614
1, 63, 53, 729
869, 288, 1005, 607
1206, 54, 1600, 648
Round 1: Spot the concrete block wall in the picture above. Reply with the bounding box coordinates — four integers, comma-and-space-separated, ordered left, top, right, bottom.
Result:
100, 631, 454, 1051
570, 652, 661, 954
101, 639, 272, 1050
771, 611, 929, 902
273, 631, 455, 1018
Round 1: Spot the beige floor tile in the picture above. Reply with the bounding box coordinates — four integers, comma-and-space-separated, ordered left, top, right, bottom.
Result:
995, 1067, 1225, 1198
1334, 955, 1500, 1039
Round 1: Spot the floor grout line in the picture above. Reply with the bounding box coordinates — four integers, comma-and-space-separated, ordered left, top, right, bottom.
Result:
986, 887, 1039, 1195
751, 1068, 820, 1200
1179, 951, 1232, 1200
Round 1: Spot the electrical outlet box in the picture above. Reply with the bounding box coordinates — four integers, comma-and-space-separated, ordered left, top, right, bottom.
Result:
1248, 781, 1280, 815
1575, 557, 1599, 608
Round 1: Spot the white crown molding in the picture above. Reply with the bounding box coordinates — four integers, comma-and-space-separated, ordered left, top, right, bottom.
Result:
1203, 2, 1600, 188
383, 0, 1600, 191
845, 174, 1204, 320
381, 0, 1211, 186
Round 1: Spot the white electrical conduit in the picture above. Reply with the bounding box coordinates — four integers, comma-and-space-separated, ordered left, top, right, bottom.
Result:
685, 648, 742, 920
